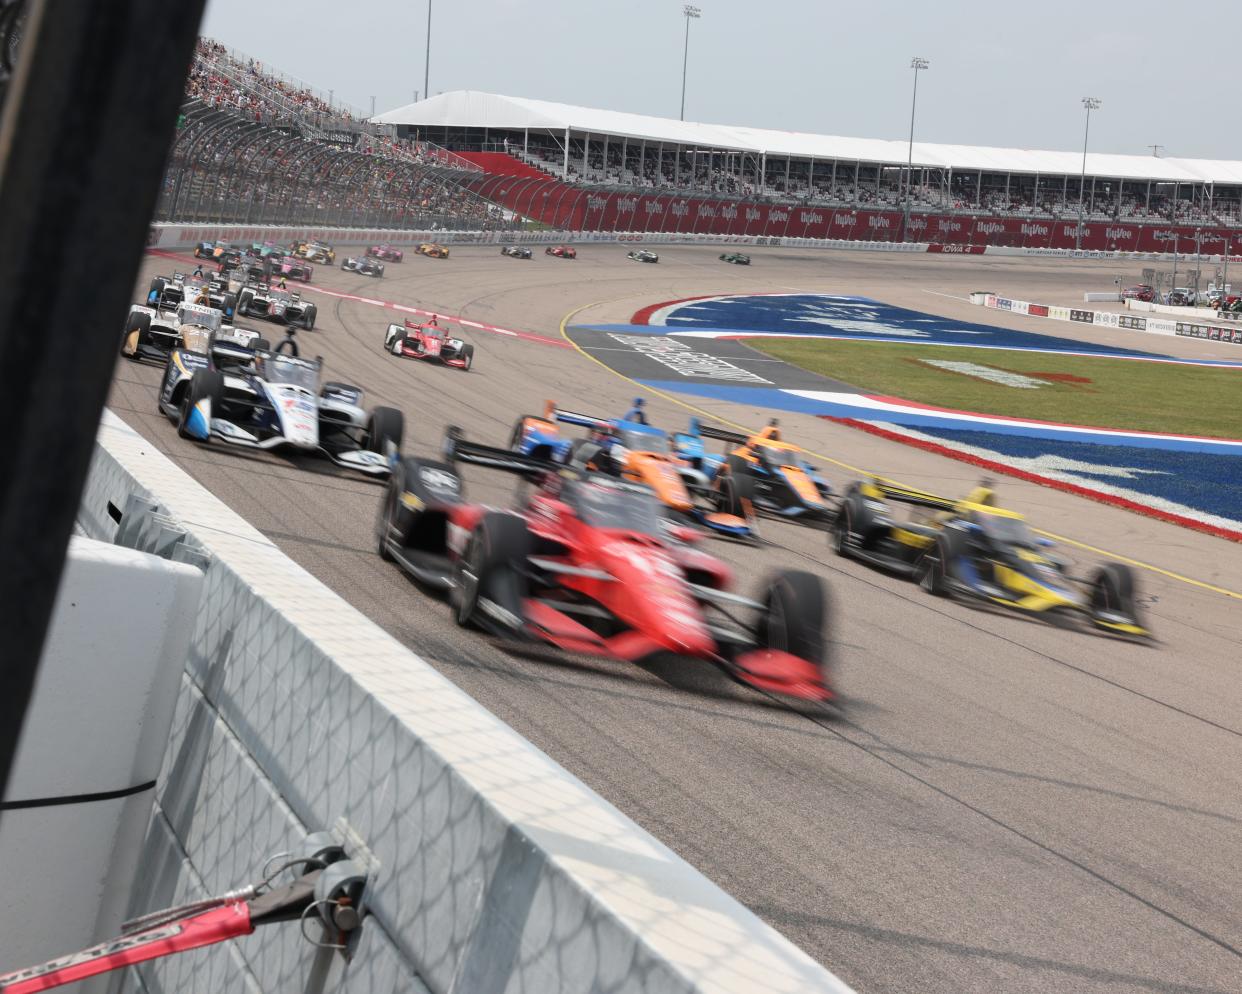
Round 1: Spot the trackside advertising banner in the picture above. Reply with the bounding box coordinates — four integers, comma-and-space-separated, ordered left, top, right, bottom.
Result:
973, 293, 1242, 345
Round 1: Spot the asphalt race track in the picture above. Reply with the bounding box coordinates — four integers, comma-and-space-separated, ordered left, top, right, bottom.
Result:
112, 245, 1242, 994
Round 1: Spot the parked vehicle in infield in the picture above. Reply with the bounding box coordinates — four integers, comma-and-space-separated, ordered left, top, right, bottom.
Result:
500, 245, 533, 260
157, 327, 401, 477
545, 244, 577, 259
121, 300, 257, 364
237, 283, 317, 329
273, 256, 314, 283
292, 240, 335, 264
383, 318, 474, 369
375, 427, 834, 703
719, 252, 751, 265
508, 400, 756, 541
365, 243, 405, 262
417, 242, 450, 259
1120, 284, 1155, 302
834, 479, 1150, 637
1165, 288, 1195, 306
626, 249, 659, 263
341, 255, 385, 278
672, 419, 834, 524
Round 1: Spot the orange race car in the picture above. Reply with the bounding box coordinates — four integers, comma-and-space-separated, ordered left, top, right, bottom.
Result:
416, 242, 450, 259
671, 418, 835, 525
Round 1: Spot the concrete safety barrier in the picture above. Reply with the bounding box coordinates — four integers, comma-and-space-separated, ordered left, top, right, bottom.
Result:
969, 291, 1242, 347
74, 410, 854, 994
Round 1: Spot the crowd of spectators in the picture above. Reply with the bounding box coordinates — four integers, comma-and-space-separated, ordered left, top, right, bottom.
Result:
509, 134, 1240, 226
162, 40, 500, 229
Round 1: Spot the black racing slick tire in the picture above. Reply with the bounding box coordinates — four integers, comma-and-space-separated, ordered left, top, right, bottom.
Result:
757, 570, 827, 665
365, 405, 404, 455
919, 528, 966, 596
452, 512, 531, 633
237, 289, 254, 316
459, 343, 474, 371
1090, 562, 1138, 618
833, 503, 853, 557
121, 311, 150, 359
302, 304, 317, 330
177, 369, 223, 441
251, 337, 271, 353
220, 292, 238, 321
718, 460, 756, 519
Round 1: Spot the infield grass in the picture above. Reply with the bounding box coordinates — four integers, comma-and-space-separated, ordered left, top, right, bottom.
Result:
751, 339, 1242, 439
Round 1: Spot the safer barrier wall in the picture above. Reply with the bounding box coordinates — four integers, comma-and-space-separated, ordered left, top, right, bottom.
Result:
76, 411, 854, 994
970, 292, 1242, 347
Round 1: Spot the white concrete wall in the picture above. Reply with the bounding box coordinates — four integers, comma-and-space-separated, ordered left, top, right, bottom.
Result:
75, 411, 854, 994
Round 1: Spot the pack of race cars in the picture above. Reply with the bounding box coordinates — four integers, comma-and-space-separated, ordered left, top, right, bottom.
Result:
123, 242, 1153, 718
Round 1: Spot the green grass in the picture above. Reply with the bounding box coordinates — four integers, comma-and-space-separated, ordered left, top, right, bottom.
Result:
751, 339, 1242, 439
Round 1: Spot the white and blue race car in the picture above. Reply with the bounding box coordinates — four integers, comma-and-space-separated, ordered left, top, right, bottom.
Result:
156, 326, 403, 477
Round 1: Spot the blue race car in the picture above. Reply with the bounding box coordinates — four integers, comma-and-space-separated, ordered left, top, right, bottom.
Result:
507, 399, 757, 540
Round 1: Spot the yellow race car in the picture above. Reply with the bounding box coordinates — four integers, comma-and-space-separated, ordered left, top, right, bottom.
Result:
835, 480, 1150, 637
417, 242, 450, 259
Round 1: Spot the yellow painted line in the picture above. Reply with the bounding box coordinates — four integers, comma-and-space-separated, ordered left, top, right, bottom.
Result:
560, 301, 1242, 603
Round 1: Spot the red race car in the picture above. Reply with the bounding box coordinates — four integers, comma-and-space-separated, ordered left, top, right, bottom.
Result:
274, 256, 314, 283
366, 243, 405, 262
545, 244, 577, 259
375, 428, 834, 703
383, 318, 474, 369
1121, 284, 1155, 302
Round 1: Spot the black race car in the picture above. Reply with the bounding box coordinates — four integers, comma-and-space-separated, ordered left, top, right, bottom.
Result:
719, 252, 751, 265
237, 284, 317, 329
501, 246, 533, 259
626, 249, 659, 263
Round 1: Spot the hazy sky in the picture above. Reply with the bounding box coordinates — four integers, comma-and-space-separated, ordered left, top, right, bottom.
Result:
202, 0, 1236, 161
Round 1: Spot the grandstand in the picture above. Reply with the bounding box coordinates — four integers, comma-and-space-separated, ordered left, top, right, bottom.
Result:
156, 40, 506, 230
375, 91, 1242, 250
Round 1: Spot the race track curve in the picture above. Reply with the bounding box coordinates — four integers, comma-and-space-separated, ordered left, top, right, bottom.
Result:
110, 244, 1242, 994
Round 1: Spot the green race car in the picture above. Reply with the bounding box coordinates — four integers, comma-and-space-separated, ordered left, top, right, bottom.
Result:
719, 252, 751, 265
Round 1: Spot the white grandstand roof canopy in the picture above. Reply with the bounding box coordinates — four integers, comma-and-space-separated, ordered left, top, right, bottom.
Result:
374, 90, 1234, 185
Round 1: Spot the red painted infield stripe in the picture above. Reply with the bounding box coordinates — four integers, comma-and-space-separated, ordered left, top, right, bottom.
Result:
829, 417, 1242, 544
145, 249, 570, 349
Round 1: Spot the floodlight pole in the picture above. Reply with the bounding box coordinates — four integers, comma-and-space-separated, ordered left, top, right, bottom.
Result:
424, 0, 432, 102
680, 5, 701, 122
1076, 96, 1100, 251
904, 57, 928, 242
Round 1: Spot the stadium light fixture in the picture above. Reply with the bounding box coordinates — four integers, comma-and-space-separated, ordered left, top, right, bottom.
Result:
1076, 96, 1101, 250
680, 4, 701, 122
902, 58, 929, 242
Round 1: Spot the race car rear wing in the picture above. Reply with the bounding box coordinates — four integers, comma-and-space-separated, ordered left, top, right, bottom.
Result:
552, 408, 613, 431
443, 427, 559, 478
697, 424, 750, 445
867, 479, 957, 512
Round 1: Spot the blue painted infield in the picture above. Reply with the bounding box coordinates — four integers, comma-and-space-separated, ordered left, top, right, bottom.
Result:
650, 293, 1163, 357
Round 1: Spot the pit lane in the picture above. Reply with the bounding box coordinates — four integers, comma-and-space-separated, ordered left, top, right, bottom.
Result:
110, 244, 1242, 994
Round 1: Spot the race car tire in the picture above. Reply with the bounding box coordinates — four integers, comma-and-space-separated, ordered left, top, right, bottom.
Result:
220, 292, 238, 321
376, 456, 424, 561
453, 512, 531, 633
718, 459, 756, 518
458, 344, 474, 371
832, 502, 854, 557
757, 570, 826, 665
302, 304, 317, 330
251, 337, 271, 353
365, 405, 404, 455
237, 289, 254, 316
1089, 562, 1138, 619
121, 311, 150, 359
919, 528, 967, 596
177, 369, 223, 441
148, 277, 167, 298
